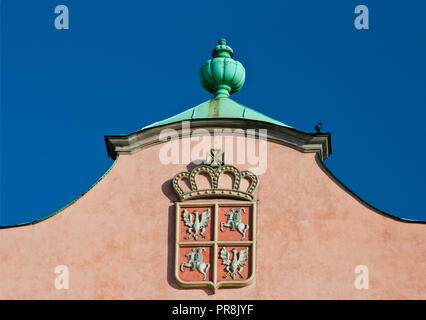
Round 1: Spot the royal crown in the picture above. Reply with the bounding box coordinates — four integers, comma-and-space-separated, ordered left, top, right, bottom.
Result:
172, 149, 258, 201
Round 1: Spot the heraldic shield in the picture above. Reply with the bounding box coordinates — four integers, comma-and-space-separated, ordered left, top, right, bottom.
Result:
172, 150, 258, 293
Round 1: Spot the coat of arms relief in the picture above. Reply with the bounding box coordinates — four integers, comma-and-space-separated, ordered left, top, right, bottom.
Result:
173, 149, 258, 292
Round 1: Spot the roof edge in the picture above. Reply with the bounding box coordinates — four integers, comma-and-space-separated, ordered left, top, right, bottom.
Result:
104, 118, 332, 161
0, 158, 118, 229
315, 155, 426, 224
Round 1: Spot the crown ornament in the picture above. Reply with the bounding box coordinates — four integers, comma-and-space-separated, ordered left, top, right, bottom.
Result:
172, 149, 258, 201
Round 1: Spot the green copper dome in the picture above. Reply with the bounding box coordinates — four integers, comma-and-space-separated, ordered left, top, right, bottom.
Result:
200, 39, 245, 98
143, 39, 291, 130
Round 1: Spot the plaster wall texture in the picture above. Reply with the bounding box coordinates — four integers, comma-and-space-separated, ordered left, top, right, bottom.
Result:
0, 136, 424, 299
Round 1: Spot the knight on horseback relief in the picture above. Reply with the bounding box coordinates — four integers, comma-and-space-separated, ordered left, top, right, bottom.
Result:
173, 149, 258, 293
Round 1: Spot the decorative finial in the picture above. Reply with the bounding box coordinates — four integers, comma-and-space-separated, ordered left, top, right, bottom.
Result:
212, 39, 233, 58
200, 39, 246, 98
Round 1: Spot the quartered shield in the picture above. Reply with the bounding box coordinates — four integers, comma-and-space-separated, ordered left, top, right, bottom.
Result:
174, 201, 257, 292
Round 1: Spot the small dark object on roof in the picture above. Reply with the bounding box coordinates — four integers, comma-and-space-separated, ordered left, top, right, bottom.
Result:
315, 122, 322, 133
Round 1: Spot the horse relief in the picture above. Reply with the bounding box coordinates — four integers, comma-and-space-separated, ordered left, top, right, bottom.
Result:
220, 208, 250, 240
180, 247, 210, 281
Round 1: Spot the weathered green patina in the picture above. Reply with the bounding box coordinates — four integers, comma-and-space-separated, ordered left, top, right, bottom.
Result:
200, 39, 245, 98
144, 39, 291, 130
143, 98, 291, 130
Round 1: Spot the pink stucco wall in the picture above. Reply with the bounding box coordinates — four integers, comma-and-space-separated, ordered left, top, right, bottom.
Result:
0, 137, 424, 299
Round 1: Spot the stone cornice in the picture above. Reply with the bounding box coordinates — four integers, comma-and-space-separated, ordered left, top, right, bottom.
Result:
104, 119, 332, 161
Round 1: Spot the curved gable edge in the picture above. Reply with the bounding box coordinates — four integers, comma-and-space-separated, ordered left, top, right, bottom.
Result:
104, 118, 424, 224
3, 119, 424, 228
314, 155, 426, 224
0, 159, 118, 229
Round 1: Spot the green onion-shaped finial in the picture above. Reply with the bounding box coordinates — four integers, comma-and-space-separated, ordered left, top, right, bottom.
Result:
200, 39, 245, 98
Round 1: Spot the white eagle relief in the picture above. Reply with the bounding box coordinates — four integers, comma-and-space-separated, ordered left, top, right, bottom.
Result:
182, 209, 210, 240
220, 247, 249, 280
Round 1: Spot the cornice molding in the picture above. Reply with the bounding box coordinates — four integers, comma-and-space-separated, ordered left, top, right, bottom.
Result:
104, 119, 332, 161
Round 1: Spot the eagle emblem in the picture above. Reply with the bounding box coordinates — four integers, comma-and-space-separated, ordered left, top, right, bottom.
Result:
220, 247, 249, 279
182, 209, 211, 240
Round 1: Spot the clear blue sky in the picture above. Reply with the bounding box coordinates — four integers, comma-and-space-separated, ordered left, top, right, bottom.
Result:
1, 0, 426, 226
